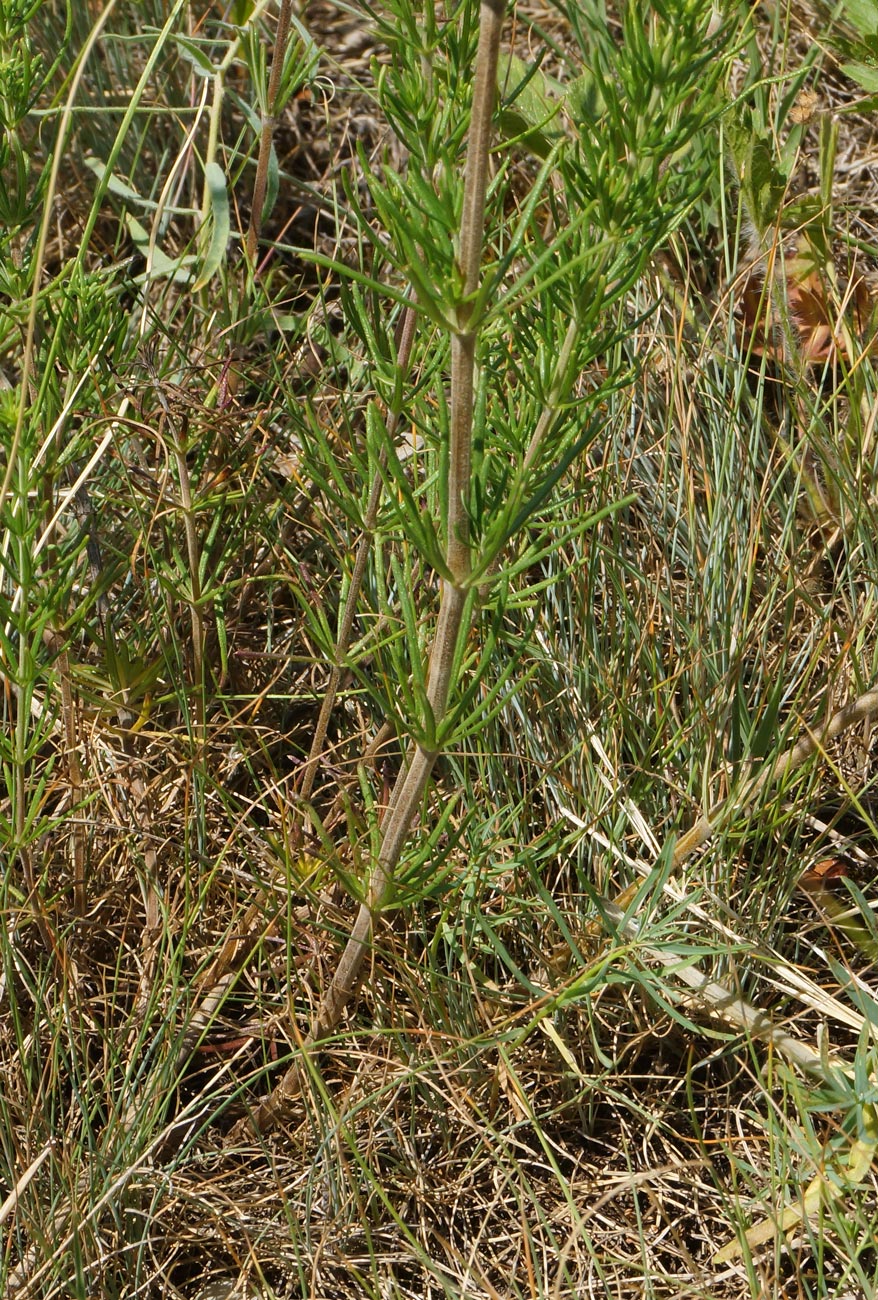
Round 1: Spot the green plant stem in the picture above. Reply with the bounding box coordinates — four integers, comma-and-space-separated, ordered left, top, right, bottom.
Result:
246, 0, 294, 265
171, 437, 205, 745
233, 0, 505, 1139
448, 0, 503, 580
604, 900, 839, 1082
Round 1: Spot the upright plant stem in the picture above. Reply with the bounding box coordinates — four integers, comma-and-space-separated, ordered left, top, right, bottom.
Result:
234, 0, 506, 1138
246, 0, 294, 265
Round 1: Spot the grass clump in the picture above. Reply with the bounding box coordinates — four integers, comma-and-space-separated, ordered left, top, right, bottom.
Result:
3, 0, 878, 1297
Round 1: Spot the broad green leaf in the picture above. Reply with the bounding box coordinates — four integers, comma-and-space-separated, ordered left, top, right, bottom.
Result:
842, 59, 878, 91
496, 53, 565, 158
564, 67, 605, 126
844, 0, 878, 39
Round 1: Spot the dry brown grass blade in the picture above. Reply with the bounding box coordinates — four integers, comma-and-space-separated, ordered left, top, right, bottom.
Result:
0, 1143, 53, 1230
605, 897, 836, 1079
120, 767, 163, 1130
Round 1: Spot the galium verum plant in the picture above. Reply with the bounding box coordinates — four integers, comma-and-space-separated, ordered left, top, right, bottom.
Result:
240, 0, 734, 1134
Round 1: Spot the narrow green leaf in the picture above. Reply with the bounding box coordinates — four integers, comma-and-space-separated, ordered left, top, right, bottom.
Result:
171, 34, 218, 79
261, 141, 279, 224
84, 157, 155, 210
125, 214, 195, 283
192, 162, 230, 291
